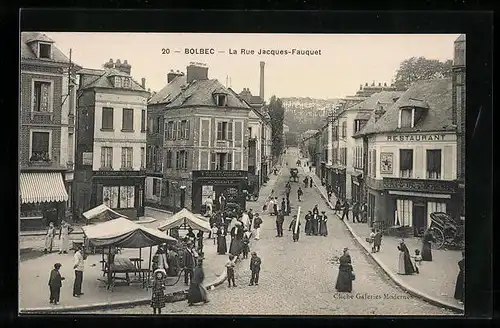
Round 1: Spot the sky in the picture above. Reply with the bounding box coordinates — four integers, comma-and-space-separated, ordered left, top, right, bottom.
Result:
44, 33, 460, 101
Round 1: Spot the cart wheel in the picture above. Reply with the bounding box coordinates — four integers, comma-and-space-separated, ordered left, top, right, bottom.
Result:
429, 227, 444, 250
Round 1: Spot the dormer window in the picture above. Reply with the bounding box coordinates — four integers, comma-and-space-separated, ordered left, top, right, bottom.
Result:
214, 93, 228, 107
38, 42, 52, 59
399, 107, 413, 128
123, 78, 130, 88
114, 77, 122, 88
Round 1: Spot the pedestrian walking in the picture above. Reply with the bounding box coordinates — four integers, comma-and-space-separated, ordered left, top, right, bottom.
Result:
276, 210, 285, 237
151, 269, 167, 314
335, 248, 355, 293
319, 211, 328, 237
334, 199, 342, 215
286, 197, 291, 216
197, 230, 204, 253
290, 215, 301, 242
225, 255, 237, 287
187, 259, 209, 306
48, 262, 65, 305
44, 222, 56, 254
454, 251, 465, 304
58, 220, 73, 254
304, 211, 312, 235
321, 177, 325, 186
273, 197, 279, 216
341, 200, 350, 221
183, 242, 196, 285
281, 198, 286, 216
373, 229, 382, 253
397, 239, 416, 275
249, 252, 261, 286
352, 202, 361, 223
303, 177, 308, 188
421, 228, 434, 261
72, 245, 85, 297
297, 187, 303, 202
360, 202, 368, 223
253, 213, 262, 240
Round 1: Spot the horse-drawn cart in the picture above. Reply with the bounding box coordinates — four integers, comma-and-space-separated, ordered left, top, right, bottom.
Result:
428, 212, 464, 250
289, 168, 299, 182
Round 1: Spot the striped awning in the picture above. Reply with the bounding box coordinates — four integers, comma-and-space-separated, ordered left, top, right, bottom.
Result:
20, 172, 69, 204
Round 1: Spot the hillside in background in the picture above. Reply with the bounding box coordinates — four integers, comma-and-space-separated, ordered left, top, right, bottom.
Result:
282, 97, 341, 135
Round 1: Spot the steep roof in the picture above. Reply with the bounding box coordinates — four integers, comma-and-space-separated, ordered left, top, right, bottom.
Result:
228, 88, 266, 120
21, 32, 71, 64
148, 75, 187, 105
164, 79, 251, 109
357, 78, 453, 136
79, 68, 146, 92
346, 91, 404, 112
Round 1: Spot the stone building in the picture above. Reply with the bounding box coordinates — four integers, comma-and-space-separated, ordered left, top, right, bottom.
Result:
20, 32, 78, 230
74, 59, 149, 220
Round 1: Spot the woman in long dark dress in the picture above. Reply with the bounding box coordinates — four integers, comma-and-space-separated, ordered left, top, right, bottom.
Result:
304, 212, 312, 235
319, 211, 328, 237
454, 252, 465, 304
421, 229, 434, 261
397, 240, 416, 275
335, 248, 354, 293
187, 260, 209, 306
229, 222, 243, 257
216, 226, 227, 255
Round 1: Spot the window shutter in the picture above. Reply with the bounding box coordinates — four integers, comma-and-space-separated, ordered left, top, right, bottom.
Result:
217, 122, 222, 140
100, 148, 105, 167
372, 149, 376, 176
226, 153, 233, 170
175, 151, 179, 168
186, 120, 190, 140
211, 153, 216, 169
434, 150, 441, 172
176, 121, 182, 140
227, 122, 233, 141
172, 122, 176, 140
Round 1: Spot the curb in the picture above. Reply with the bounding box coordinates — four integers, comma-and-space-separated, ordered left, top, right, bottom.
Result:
145, 206, 173, 215
311, 177, 464, 314
20, 230, 85, 237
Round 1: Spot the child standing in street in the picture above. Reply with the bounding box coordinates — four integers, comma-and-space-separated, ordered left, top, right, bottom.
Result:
48, 263, 65, 305
211, 224, 218, 245
225, 255, 237, 287
412, 249, 422, 274
151, 269, 167, 314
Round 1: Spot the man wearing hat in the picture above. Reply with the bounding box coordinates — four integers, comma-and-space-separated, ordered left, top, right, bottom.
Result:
290, 215, 301, 242
183, 241, 196, 285
249, 251, 262, 286
48, 263, 65, 305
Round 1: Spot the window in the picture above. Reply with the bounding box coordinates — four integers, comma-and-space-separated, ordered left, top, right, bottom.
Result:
367, 150, 371, 176
172, 121, 178, 140
354, 119, 367, 134
102, 107, 114, 130
341, 121, 347, 138
165, 121, 173, 140
30, 131, 51, 162
141, 110, 146, 131
103, 186, 119, 208
399, 108, 413, 128
114, 77, 122, 88
122, 108, 134, 131
399, 149, 413, 178
426, 149, 442, 179
157, 117, 162, 134
180, 120, 190, 139
38, 43, 51, 59
166, 150, 173, 168
427, 202, 447, 228
396, 199, 413, 226
372, 149, 376, 177
146, 146, 152, 169
153, 179, 161, 197
211, 152, 231, 170
148, 117, 154, 134
121, 147, 133, 168
101, 147, 113, 168
119, 186, 135, 208
217, 121, 232, 141
32, 81, 52, 112
123, 78, 131, 88
215, 94, 228, 106
176, 150, 188, 169
140, 147, 145, 169
155, 147, 163, 172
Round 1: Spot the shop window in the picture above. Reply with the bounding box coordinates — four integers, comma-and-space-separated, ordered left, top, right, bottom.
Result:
426, 149, 442, 179
102, 107, 114, 130
101, 147, 113, 169
32, 80, 52, 112
399, 149, 413, 178
427, 202, 447, 228
103, 186, 119, 208
30, 131, 51, 162
396, 199, 413, 226
119, 186, 135, 208
121, 147, 133, 169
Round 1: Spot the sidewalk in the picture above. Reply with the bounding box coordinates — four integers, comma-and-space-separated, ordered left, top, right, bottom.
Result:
305, 167, 464, 312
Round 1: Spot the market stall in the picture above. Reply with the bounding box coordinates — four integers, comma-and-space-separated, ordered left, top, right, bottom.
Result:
157, 208, 211, 234
81, 217, 177, 291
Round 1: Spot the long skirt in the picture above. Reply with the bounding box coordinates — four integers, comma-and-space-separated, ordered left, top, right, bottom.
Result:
229, 238, 242, 256
335, 270, 352, 292
312, 221, 319, 235
187, 283, 207, 304
398, 252, 415, 274
217, 235, 227, 255
421, 242, 432, 261
59, 233, 70, 252
305, 220, 311, 234
319, 221, 328, 236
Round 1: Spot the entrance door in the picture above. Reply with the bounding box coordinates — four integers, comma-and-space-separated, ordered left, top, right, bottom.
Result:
413, 204, 426, 237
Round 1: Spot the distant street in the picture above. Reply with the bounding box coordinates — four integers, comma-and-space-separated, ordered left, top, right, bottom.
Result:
90, 148, 453, 315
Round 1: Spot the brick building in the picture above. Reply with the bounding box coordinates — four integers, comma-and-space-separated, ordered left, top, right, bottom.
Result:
74, 59, 149, 220
20, 32, 78, 231
146, 63, 256, 213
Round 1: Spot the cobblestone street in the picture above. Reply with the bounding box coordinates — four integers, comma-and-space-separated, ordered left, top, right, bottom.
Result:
90, 150, 456, 315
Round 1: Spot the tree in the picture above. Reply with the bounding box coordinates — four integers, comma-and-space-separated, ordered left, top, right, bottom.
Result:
268, 95, 285, 162
284, 132, 298, 147
394, 57, 453, 90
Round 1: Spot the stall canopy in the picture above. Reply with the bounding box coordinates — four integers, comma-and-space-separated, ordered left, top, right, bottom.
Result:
83, 204, 128, 222
157, 208, 211, 232
20, 172, 69, 204
82, 217, 177, 248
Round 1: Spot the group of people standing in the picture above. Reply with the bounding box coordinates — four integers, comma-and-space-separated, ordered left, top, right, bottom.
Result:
44, 220, 74, 254
304, 205, 329, 237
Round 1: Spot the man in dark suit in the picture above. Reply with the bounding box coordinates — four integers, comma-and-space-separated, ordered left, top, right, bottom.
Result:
276, 209, 285, 237
183, 242, 196, 285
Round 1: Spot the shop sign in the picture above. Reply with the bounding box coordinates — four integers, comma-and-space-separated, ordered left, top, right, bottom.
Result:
386, 134, 448, 142
383, 177, 456, 193
200, 179, 243, 185
194, 170, 248, 179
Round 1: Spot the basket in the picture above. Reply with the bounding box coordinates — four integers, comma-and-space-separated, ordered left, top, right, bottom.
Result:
365, 237, 373, 243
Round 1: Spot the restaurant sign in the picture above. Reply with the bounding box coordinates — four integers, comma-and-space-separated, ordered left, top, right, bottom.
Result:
386, 134, 449, 142
193, 170, 248, 179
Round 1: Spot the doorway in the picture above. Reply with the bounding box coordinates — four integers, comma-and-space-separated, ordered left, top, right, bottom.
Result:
413, 203, 426, 237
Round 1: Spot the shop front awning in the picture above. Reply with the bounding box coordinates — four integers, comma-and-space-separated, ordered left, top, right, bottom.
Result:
20, 172, 69, 204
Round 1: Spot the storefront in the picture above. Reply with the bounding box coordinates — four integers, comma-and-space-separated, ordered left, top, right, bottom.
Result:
20, 171, 69, 231
92, 170, 146, 220
332, 167, 346, 200
351, 172, 363, 203
192, 170, 248, 214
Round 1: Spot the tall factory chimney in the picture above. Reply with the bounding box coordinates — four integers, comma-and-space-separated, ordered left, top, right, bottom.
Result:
259, 61, 265, 101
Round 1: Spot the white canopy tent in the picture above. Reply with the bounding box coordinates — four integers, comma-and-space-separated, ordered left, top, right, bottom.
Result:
157, 208, 211, 233
82, 204, 128, 222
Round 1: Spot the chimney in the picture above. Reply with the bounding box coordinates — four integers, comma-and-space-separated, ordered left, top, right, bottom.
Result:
141, 78, 146, 89
259, 61, 265, 101
186, 63, 208, 83
384, 82, 387, 87
167, 69, 184, 83
365, 82, 368, 87
378, 82, 382, 87
115, 59, 122, 70
360, 84, 363, 90
119, 59, 131, 75
104, 58, 114, 69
